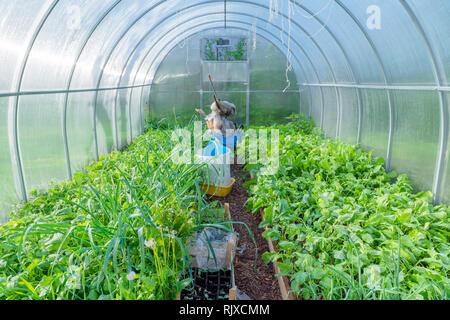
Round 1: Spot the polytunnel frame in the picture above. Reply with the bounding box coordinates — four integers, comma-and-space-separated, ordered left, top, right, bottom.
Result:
105, 0, 450, 203
132, 1, 344, 133
333, 0, 395, 173
333, 0, 448, 203
20, 0, 372, 205
110, 2, 253, 145
291, 0, 449, 195
121, 9, 327, 127
62, 0, 122, 180
400, 1, 449, 203
137, 18, 322, 125
120, 13, 320, 128
136, 21, 310, 125
128, 0, 386, 147
127, 3, 352, 132
3, 0, 315, 205
286, 0, 449, 203
231, 1, 377, 142
91, 0, 179, 160
2, 0, 449, 205
112, 1, 322, 131
7, 0, 59, 203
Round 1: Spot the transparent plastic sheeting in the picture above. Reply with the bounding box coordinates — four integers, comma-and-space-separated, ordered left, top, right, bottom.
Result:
0, 0, 449, 221
150, 32, 299, 126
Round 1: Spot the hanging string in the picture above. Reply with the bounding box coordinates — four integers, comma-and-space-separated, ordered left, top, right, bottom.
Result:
269, 0, 279, 23
283, 0, 293, 92
295, 0, 335, 38
296, 0, 334, 19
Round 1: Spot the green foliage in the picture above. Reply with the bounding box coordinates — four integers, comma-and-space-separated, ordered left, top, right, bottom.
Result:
204, 39, 216, 61
245, 114, 450, 300
224, 38, 247, 61
0, 122, 223, 300
203, 38, 247, 61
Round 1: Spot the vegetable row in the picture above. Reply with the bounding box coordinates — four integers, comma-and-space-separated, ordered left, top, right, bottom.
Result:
244, 115, 449, 300
0, 123, 220, 300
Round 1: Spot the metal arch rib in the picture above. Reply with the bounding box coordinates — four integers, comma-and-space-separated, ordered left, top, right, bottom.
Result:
7, 0, 59, 203
61, 0, 123, 179
400, 0, 449, 203
90, 0, 169, 158
334, 0, 395, 172
96, 0, 236, 152
111, 3, 227, 146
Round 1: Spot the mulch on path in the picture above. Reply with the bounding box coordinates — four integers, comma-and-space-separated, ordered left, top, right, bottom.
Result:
208, 164, 282, 300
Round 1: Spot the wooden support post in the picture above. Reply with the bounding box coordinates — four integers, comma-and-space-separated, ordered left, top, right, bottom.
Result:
225, 202, 237, 300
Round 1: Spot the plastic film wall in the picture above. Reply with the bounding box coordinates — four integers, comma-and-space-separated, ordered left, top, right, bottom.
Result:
149, 30, 300, 126
0, 0, 449, 222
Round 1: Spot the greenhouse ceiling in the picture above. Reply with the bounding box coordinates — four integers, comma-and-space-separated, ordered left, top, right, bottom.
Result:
0, 0, 449, 219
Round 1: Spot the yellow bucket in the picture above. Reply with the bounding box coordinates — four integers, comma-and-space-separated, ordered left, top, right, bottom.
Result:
200, 178, 236, 197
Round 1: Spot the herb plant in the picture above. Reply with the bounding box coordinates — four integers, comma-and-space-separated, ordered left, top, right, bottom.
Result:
0, 122, 224, 300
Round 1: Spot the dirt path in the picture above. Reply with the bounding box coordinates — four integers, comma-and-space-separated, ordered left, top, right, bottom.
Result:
208, 164, 281, 300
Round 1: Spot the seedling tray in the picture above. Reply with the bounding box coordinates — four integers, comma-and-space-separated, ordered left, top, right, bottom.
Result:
178, 268, 236, 300
177, 203, 237, 300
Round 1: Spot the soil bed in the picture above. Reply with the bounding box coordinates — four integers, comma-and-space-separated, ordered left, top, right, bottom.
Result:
208, 163, 282, 300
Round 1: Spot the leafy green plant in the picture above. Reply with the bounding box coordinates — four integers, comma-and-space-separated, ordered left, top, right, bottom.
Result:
203, 39, 217, 61
245, 114, 450, 300
231, 38, 247, 61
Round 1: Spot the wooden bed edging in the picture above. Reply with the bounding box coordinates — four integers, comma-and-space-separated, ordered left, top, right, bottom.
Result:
224, 203, 237, 300
260, 208, 296, 301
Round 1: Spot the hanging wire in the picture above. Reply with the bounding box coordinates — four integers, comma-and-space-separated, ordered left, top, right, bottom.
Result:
252, 21, 257, 51
283, 0, 293, 92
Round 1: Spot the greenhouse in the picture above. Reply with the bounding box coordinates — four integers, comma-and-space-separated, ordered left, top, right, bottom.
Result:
0, 0, 448, 302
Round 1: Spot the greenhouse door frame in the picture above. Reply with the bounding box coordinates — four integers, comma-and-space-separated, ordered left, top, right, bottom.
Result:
199, 59, 250, 126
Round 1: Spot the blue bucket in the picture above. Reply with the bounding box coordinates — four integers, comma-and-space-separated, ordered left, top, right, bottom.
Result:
202, 138, 230, 157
